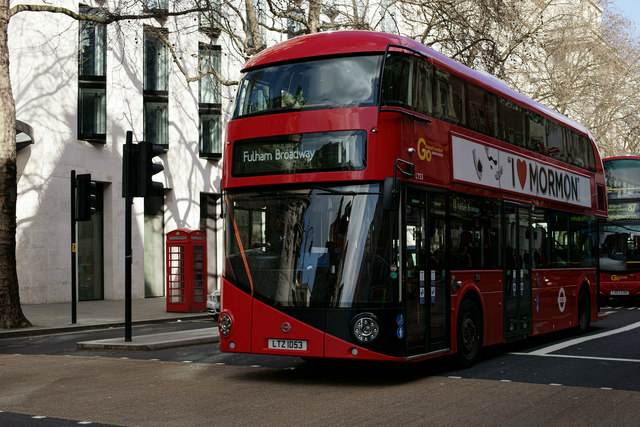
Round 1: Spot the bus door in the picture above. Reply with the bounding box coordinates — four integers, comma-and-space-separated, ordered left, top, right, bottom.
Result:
504, 203, 532, 340
404, 189, 449, 357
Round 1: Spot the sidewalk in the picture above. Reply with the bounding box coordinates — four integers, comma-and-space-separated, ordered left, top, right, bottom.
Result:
0, 297, 220, 350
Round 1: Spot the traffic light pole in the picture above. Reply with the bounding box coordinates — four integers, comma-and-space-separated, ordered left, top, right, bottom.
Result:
121, 131, 164, 342
124, 131, 133, 342
70, 170, 77, 324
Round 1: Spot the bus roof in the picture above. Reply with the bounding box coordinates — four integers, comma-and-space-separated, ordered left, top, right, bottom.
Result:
244, 31, 592, 138
604, 156, 640, 162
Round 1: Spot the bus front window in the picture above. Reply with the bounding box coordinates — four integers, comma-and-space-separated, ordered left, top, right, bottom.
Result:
233, 55, 382, 118
600, 225, 640, 272
224, 184, 398, 308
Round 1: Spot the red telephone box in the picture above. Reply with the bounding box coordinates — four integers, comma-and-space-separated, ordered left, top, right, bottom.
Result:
166, 229, 207, 312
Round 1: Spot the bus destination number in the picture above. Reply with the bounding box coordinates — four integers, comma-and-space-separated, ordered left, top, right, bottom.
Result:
268, 338, 307, 351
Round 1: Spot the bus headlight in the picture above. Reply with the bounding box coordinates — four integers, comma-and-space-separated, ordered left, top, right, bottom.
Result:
352, 313, 380, 343
219, 312, 233, 336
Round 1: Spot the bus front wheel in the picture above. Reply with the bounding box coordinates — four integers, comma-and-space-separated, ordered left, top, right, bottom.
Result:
456, 299, 482, 368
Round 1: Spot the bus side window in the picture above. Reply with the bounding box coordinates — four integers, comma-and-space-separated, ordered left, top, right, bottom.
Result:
549, 212, 569, 267
412, 59, 433, 116
434, 70, 465, 125
449, 195, 500, 270
531, 207, 548, 269
468, 85, 497, 138
581, 135, 596, 170
528, 111, 546, 154
546, 120, 563, 161
567, 131, 594, 170
498, 98, 526, 148
382, 54, 412, 107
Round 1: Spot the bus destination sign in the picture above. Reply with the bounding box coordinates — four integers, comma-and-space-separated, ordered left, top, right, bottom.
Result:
608, 201, 640, 221
232, 130, 366, 177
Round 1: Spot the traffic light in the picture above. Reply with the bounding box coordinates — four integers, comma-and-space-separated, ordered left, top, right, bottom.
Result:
137, 141, 164, 197
76, 173, 97, 221
123, 140, 165, 198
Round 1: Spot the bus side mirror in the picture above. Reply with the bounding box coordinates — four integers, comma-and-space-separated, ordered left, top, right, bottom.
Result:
383, 177, 399, 211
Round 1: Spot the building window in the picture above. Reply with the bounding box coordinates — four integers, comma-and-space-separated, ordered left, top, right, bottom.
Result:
78, 182, 104, 301
78, 5, 106, 142
199, 44, 222, 158
380, 0, 398, 33
199, 0, 222, 36
144, 27, 169, 147
287, 7, 304, 39
145, 0, 168, 11
144, 192, 165, 297
144, 98, 169, 148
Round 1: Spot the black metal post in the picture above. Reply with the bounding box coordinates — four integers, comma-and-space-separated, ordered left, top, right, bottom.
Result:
124, 132, 133, 342
71, 170, 77, 324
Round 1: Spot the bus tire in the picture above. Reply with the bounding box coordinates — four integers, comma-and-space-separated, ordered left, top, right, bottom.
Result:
456, 299, 482, 368
577, 288, 591, 334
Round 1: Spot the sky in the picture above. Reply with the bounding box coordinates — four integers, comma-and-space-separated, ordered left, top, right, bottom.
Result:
612, 0, 640, 32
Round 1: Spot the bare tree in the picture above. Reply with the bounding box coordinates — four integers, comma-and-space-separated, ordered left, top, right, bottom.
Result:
0, 0, 228, 329
0, 0, 25, 329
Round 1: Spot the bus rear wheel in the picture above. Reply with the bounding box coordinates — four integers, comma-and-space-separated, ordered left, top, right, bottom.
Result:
577, 288, 591, 334
456, 299, 482, 368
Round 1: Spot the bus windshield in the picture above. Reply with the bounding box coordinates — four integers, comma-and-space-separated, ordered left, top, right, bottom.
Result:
600, 224, 640, 273
605, 158, 640, 199
224, 184, 399, 308
233, 55, 382, 118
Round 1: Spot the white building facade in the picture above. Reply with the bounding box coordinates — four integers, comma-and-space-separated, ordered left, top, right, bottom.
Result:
10, 0, 239, 303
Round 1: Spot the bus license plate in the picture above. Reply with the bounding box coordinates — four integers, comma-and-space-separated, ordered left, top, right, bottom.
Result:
610, 290, 629, 296
268, 338, 307, 351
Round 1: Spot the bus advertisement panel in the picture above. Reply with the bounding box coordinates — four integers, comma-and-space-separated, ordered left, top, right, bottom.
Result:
219, 31, 607, 366
600, 156, 640, 298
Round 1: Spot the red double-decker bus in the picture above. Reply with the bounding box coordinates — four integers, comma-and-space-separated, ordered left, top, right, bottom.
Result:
600, 156, 640, 298
219, 31, 607, 365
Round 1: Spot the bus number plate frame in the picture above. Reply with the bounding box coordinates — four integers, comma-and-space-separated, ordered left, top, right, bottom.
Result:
268, 338, 307, 351
610, 290, 629, 296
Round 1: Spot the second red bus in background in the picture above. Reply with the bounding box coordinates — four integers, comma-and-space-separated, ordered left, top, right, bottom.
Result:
600, 156, 640, 299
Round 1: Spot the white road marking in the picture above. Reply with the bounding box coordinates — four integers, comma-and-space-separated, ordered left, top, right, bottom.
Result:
526, 321, 640, 355
509, 320, 640, 363
510, 352, 640, 363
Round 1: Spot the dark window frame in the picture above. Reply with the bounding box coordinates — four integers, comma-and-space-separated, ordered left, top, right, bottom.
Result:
78, 5, 107, 143
143, 26, 169, 147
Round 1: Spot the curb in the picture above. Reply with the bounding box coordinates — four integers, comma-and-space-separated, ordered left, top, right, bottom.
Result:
77, 327, 220, 351
0, 314, 211, 339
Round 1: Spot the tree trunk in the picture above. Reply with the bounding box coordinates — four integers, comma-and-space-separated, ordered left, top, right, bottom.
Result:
308, 0, 322, 33
0, 1, 30, 329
